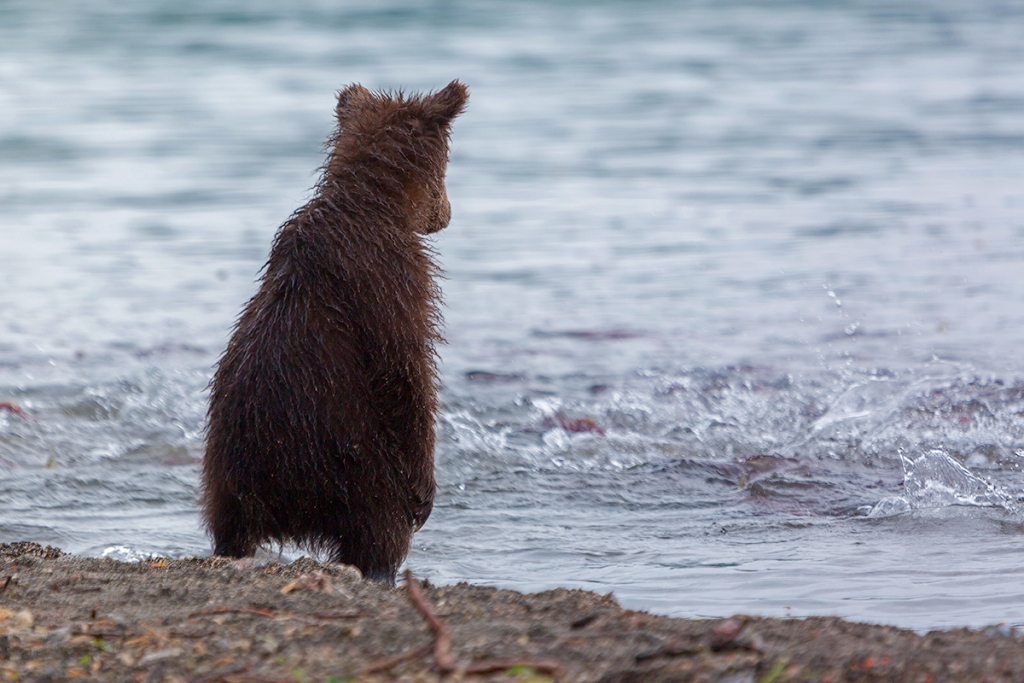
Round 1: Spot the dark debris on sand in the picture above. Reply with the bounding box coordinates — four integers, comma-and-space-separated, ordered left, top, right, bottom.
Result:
1, 543, 1023, 682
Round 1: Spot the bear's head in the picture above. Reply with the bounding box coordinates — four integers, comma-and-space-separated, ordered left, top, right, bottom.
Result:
329, 80, 469, 235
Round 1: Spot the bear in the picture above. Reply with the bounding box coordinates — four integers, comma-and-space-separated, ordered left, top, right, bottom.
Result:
201, 80, 468, 583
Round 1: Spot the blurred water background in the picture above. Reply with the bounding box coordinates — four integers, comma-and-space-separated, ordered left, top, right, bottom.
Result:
3, 0, 1024, 631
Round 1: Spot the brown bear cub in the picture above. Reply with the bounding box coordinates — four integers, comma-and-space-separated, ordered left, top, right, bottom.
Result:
202, 81, 468, 583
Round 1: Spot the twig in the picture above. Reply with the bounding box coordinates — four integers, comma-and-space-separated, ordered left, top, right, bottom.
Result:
189, 607, 278, 619
70, 630, 132, 639
404, 569, 456, 671
403, 569, 563, 678
464, 660, 563, 676
361, 643, 432, 675
311, 610, 363, 620
0, 576, 12, 595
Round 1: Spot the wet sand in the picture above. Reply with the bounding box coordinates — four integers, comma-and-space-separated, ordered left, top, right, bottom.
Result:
0, 542, 1020, 682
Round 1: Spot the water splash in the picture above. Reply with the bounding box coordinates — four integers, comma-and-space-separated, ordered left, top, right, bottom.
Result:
868, 449, 1023, 518
100, 544, 160, 562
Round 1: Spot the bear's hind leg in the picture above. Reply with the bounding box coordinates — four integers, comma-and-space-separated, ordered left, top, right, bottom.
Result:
327, 534, 400, 585
205, 488, 259, 558
361, 565, 399, 585
213, 531, 258, 559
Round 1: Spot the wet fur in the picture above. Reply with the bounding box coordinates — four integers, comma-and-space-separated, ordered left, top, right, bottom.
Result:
201, 81, 468, 583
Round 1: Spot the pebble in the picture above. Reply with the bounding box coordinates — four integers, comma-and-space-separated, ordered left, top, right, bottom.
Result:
14, 610, 33, 629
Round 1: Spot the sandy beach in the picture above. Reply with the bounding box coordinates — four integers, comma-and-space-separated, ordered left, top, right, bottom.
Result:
0, 542, 1021, 682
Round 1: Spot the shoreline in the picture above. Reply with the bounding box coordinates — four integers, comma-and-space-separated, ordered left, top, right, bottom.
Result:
1, 543, 1021, 682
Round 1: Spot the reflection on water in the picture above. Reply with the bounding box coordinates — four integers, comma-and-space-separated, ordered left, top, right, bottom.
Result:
3, 0, 1024, 631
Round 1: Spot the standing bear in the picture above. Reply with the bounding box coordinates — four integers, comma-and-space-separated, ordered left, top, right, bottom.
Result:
202, 81, 468, 583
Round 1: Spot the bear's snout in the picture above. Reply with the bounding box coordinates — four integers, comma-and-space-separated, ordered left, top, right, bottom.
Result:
423, 194, 451, 234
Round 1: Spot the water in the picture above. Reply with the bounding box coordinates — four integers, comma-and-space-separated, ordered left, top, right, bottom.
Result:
3, 0, 1024, 632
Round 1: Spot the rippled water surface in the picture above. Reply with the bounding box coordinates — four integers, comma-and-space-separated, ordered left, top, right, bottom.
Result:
3, 0, 1024, 631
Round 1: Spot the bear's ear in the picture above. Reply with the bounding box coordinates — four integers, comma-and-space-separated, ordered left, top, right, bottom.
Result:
336, 84, 372, 122
423, 80, 469, 127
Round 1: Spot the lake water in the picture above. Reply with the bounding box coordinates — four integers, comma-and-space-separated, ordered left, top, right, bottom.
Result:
3, 0, 1024, 632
